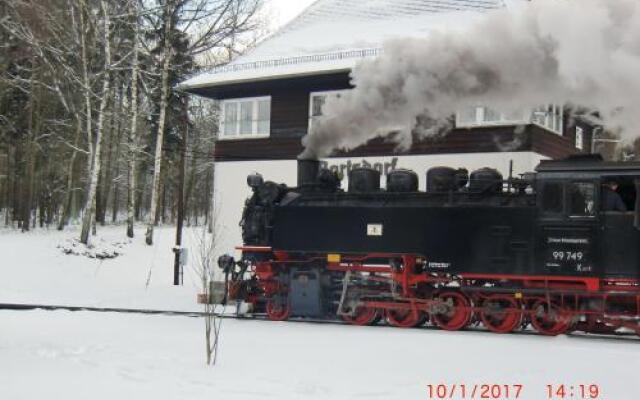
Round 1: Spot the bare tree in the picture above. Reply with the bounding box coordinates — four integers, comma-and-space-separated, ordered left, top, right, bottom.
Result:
145, 0, 263, 245
0, 0, 265, 236
145, 0, 174, 245
80, 0, 112, 244
191, 221, 224, 365
127, 0, 141, 238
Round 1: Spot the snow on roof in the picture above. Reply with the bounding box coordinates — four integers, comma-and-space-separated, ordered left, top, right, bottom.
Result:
180, 0, 507, 91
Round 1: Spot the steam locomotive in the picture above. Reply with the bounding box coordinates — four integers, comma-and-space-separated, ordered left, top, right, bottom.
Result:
218, 155, 640, 336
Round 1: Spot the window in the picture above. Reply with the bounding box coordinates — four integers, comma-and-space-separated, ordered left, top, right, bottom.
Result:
568, 182, 596, 217
309, 90, 349, 129
541, 182, 564, 214
220, 97, 271, 139
601, 176, 637, 212
575, 126, 584, 150
531, 104, 563, 135
456, 106, 529, 128
455, 104, 564, 135
311, 95, 326, 118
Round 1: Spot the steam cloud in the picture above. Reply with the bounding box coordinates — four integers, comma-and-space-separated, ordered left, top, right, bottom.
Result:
301, 0, 640, 159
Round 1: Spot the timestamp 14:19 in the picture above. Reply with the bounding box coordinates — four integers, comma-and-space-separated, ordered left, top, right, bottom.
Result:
546, 384, 600, 399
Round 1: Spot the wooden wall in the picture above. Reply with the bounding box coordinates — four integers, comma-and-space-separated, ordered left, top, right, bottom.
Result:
189, 73, 579, 162
214, 124, 578, 161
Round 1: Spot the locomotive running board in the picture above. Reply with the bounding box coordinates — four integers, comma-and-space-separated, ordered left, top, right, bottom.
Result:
236, 246, 272, 252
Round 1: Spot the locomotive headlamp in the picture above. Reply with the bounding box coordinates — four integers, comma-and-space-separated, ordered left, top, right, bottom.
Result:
247, 173, 264, 189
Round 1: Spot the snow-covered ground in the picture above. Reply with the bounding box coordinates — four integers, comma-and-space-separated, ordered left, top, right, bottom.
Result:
2, 310, 639, 400
1, 225, 639, 399
0, 226, 205, 311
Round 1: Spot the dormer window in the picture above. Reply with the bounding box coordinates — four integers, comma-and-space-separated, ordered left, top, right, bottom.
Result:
455, 104, 564, 135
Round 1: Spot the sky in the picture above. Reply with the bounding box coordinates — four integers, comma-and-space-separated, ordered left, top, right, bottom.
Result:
268, 0, 318, 28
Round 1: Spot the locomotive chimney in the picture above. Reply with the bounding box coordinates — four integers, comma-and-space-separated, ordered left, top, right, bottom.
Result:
297, 158, 320, 187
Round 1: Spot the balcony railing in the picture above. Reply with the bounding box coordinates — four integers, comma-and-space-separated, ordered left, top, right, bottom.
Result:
197, 48, 383, 76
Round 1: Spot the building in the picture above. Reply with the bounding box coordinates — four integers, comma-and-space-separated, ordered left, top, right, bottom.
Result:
180, 0, 593, 254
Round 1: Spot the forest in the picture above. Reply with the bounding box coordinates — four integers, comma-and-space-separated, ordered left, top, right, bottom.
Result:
0, 0, 264, 244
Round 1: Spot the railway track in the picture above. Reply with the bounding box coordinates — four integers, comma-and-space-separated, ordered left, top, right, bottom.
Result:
0, 302, 212, 318
1, 302, 637, 341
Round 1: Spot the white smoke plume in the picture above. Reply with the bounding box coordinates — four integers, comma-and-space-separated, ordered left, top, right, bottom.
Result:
301, 0, 640, 159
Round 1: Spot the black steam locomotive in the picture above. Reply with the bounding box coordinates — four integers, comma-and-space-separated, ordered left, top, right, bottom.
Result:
219, 155, 640, 336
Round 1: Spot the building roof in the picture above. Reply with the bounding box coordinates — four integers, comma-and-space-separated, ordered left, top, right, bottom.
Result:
180, 0, 508, 91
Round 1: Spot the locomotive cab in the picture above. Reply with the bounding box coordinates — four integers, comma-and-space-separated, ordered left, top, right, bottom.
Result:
535, 156, 640, 280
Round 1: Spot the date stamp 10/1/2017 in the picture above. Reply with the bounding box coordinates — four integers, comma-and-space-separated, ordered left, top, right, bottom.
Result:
426, 383, 601, 400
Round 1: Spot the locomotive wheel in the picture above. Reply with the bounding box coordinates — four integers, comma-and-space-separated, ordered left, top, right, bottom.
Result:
479, 295, 522, 334
266, 298, 290, 321
342, 306, 380, 326
386, 308, 425, 328
529, 299, 571, 336
371, 311, 384, 325
432, 291, 472, 331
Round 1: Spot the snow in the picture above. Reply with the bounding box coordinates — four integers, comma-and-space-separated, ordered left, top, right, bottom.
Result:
0, 226, 204, 312
180, 0, 503, 89
2, 310, 639, 400
1, 225, 639, 398
0, 226, 640, 400
181, 55, 362, 90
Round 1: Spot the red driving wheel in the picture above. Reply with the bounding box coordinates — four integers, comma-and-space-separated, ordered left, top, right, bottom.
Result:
529, 299, 571, 336
266, 298, 290, 321
342, 306, 380, 326
479, 294, 522, 334
386, 308, 425, 328
432, 291, 473, 331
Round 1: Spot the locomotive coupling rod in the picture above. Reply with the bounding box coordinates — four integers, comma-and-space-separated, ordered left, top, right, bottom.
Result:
336, 270, 352, 316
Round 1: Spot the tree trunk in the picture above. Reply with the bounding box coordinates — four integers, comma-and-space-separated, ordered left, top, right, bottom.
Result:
78, 1, 93, 188
58, 120, 82, 230
22, 69, 39, 232
160, 175, 167, 224
99, 105, 115, 225
111, 87, 124, 223
80, 1, 111, 244
184, 129, 197, 222
207, 139, 217, 233
12, 143, 21, 227
95, 171, 103, 225
145, 0, 174, 245
3, 143, 12, 227
127, 3, 140, 238
135, 166, 145, 221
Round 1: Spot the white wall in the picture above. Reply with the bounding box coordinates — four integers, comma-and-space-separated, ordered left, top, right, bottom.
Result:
211, 151, 548, 260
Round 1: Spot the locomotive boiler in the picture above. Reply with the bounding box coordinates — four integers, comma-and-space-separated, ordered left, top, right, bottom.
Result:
218, 155, 640, 336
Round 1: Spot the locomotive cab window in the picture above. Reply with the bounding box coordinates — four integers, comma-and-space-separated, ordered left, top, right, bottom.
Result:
568, 182, 596, 217
600, 176, 636, 212
541, 182, 564, 214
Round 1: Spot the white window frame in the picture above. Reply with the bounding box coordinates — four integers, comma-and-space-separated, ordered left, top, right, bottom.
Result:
455, 106, 529, 128
455, 104, 564, 135
575, 126, 584, 150
309, 89, 350, 130
531, 104, 564, 135
219, 96, 271, 140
